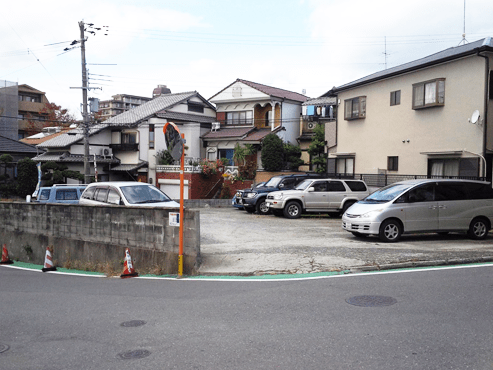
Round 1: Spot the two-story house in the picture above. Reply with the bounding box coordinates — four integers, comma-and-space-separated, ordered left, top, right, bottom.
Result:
34, 91, 216, 184
322, 37, 493, 182
203, 79, 308, 167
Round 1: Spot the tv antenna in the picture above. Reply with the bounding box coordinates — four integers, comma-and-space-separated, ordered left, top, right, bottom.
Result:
459, 0, 468, 45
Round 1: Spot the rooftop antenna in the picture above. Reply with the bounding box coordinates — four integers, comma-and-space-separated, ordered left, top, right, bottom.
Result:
459, 0, 468, 45
383, 36, 390, 69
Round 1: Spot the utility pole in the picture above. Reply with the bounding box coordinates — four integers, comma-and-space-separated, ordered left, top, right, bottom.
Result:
79, 21, 91, 184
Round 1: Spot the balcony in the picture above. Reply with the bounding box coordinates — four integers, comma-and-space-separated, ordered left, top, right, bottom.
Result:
110, 143, 139, 152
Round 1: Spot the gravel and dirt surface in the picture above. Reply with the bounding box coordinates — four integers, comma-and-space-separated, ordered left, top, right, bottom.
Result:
198, 207, 493, 275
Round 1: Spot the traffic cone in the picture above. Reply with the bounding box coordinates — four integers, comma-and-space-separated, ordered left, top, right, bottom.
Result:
0, 244, 13, 265
121, 248, 138, 278
41, 247, 57, 272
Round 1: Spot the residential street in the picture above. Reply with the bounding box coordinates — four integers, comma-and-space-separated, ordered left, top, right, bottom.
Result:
199, 207, 493, 275
1, 264, 493, 369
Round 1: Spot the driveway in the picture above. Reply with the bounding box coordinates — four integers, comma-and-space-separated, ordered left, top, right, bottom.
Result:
198, 207, 493, 275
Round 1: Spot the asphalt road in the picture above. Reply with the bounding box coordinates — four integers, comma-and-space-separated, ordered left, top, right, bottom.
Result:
198, 207, 493, 275
1, 264, 493, 369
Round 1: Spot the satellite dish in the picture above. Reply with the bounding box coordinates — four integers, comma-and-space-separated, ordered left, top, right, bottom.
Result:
471, 110, 480, 124
163, 122, 184, 161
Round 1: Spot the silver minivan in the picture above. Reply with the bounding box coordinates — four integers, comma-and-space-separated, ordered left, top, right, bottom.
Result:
342, 179, 493, 242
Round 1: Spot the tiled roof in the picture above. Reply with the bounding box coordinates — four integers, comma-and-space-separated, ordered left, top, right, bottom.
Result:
155, 111, 216, 124
105, 91, 199, 126
111, 161, 148, 171
210, 79, 309, 103
33, 151, 120, 164
20, 128, 72, 145
0, 135, 40, 154
37, 123, 107, 148
201, 127, 255, 140
303, 97, 337, 106
328, 37, 493, 94
243, 126, 284, 142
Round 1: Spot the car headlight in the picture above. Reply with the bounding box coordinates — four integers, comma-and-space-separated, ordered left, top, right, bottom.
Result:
355, 209, 383, 218
246, 192, 257, 198
273, 192, 283, 200
235, 192, 242, 197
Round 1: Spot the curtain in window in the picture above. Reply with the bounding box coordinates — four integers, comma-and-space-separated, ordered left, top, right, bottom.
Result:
443, 160, 459, 177
431, 161, 444, 176
425, 82, 436, 104
414, 85, 424, 107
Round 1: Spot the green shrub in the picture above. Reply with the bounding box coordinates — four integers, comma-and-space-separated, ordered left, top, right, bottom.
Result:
261, 134, 284, 171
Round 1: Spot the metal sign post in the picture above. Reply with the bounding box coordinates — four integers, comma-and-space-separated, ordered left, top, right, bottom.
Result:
163, 122, 185, 276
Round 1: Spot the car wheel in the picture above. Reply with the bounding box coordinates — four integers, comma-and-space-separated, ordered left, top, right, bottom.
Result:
283, 201, 302, 219
379, 219, 402, 242
245, 207, 255, 214
468, 217, 490, 240
351, 232, 368, 238
341, 201, 356, 215
256, 199, 270, 215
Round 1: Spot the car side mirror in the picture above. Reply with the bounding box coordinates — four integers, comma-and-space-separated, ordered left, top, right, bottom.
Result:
308, 187, 315, 192
279, 183, 284, 188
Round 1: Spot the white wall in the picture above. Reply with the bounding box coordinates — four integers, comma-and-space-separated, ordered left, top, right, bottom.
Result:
331, 55, 487, 175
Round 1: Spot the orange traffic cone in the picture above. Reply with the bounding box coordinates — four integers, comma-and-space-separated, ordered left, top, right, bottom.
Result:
41, 247, 57, 272
121, 248, 138, 278
1, 244, 13, 265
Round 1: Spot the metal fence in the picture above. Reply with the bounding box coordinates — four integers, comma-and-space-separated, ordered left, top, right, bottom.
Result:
326, 173, 487, 188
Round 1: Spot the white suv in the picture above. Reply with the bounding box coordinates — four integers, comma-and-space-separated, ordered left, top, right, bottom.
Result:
79, 182, 179, 208
266, 178, 369, 218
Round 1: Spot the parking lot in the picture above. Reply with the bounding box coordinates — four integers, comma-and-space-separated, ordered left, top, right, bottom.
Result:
198, 207, 493, 275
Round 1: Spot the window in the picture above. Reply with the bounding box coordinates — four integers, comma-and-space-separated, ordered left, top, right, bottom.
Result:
344, 96, 366, 120
390, 90, 401, 106
407, 184, 435, 202
122, 132, 137, 144
336, 157, 354, 175
188, 102, 204, 113
311, 181, 328, 192
55, 189, 78, 200
387, 156, 398, 171
327, 181, 346, 192
428, 157, 479, 178
226, 111, 253, 125
149, 124, 155, 149
345, 181, 368, 192
412, 79, 445, 109
107, 189, 121, 205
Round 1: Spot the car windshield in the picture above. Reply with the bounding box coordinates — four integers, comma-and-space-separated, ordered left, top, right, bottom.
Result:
263, 177, 282, 187
364, 183, 414, 202
120, 185, 172, 204
295, 179, 312, 190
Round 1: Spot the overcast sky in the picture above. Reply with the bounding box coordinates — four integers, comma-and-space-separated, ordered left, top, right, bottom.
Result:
1, 0, 492, 119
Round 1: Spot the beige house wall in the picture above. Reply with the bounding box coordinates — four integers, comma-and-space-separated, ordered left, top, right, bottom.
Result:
331, 55, 489, 175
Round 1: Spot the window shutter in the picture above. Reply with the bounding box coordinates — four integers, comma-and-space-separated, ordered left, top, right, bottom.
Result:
327, 158, 336, 174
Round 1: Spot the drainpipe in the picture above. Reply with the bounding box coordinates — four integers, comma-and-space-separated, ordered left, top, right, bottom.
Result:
477, 44, 490, 179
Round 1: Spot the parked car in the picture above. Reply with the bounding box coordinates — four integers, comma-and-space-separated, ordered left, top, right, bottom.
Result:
342, 179, 493, 242
35, 184, 87, 204
241, 173, 324, 215
79, 182, 179, 208
232, 182, 265, 209
265, 178, 369, 218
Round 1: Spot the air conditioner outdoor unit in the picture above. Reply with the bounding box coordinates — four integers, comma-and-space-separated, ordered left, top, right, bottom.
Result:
101, 148, 113, 158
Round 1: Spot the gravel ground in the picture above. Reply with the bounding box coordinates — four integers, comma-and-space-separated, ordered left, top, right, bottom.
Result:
198, 207, 493, 275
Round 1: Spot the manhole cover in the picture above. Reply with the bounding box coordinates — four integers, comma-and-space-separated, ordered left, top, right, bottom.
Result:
346, 295, 397, 307
118, 349, 151, 360
0, 344, 10, 353
120, 320, 146, 327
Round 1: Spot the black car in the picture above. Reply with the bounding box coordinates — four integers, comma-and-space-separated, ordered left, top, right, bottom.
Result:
240, 173, 324, 215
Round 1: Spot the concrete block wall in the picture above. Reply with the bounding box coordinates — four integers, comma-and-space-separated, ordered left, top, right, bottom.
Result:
0, 202, 200, 275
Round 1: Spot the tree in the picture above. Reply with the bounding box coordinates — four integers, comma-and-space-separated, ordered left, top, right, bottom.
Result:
283, 142, 304, 171
0, 154, 14, 184
155, 149, 175, 165
16, 158, 38, 197
26, 102, 77, 135
307, 123, 326, 173
41, 161, 84, 186
233, 143, 255, 166
261, 134, 284, 171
